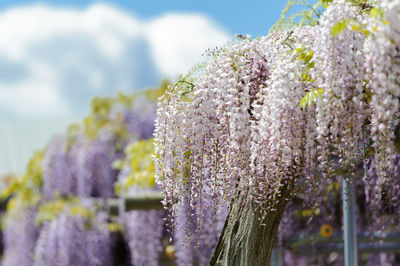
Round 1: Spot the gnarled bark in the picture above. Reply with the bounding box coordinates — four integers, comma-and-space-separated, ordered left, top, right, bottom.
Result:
210, 182, 293, 266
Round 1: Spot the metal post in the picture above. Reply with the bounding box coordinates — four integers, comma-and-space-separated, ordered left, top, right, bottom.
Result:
270, 247, 283, 266
343, 176, 358, 266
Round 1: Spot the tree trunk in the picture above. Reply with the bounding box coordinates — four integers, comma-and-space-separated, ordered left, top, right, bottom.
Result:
209, 182, 292, 266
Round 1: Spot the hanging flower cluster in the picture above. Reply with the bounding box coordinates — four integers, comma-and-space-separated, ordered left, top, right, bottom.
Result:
173, 182, 228, 266
114, 139, 165, 266
365, 0, 400, 179
1, 85, 165, 266
251, 25, 321, 209
154, 34, 286, 224
43, 93, 158, 200
314, 0, 367, 167
116, 140, 166, 266
2, 207, 39, 266
119, 190, 164, 266
154, 0, 400, 248
33, 199, 113, 266
1, 152, 43, 266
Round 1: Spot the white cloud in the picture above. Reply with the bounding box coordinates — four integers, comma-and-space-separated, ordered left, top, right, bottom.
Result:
0, 3, 231, 176
145, 13, 229, 78
0, 3, 230, 117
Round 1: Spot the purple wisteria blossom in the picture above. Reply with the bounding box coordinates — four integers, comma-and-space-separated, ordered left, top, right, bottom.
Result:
33, 203, 113, 266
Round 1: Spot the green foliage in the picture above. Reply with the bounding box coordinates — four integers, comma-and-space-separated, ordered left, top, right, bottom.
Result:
66, 123, 81, 150
350, 21, 371, 36
176, 79, 195, 97
320, 0, 333, 8
329, 2, 391, 39
161, 58, 228, 107
370, 6, 383, 18
270, 0, 324, 32
1, 81, 169, 233
83, 81, 170, 140
369, 7, 390, 29
1, 151, 44, 210
113, 138, 156, 195
107, 222, 124, 232
294, 207, 321, 218
144, 79, 171, 101
292, 48, 315, 89
300, 88, 324, 110
272, 0, 378, 35
163, 62, 207, 101
331, 19, 351, 37
1, 151, 44, 230
35, 197, 93, 225
294, 47, 314, 64
83, 96, 119, 139
331, 18, 371, 38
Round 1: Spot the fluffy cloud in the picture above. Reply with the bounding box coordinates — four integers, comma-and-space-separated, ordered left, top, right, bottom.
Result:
0, 4, 230, 117
0, 3, 230, 175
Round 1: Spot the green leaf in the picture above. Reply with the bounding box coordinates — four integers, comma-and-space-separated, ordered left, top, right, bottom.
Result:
350, 21, 370, 37
320, 0, 332, 8
113, 138, 156, 195
114, 182, 122, 196
370, 7, 383, 19
112, 159, 123, 170
305, 50, 314, 63
331, 19, 349, 37
300, 88, 324, 110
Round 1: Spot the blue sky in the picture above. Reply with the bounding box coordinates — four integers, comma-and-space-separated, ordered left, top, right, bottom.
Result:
0, 0, 288, 175
0, 0, 287, 37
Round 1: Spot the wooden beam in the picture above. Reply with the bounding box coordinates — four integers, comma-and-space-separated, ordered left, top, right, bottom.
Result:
107, 191, 164, 215
289, 232, 400, 249
292, 242, 400, 255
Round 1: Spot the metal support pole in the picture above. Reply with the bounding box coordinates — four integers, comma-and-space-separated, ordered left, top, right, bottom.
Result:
271, 247, 283, 266
343, 176, 358, 266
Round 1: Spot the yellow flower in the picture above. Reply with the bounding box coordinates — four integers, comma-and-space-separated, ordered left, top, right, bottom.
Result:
165, 245, 175, 259
320, 224, 333, 238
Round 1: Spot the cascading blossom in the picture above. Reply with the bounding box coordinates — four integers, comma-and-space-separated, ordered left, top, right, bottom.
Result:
365, 0, 400, 179
43, 135, 77, 199
77, 96, 157, 197
2, 85, 162, 265
117, 185, 165, 266
154, 0, 400, 258
313, 0, 367, 171
33, 201, 113, 266
363, 154, 400, 230
83, 128, 123, 198
174, 182, 228, 266
43, 95, 157, 199
251, 25, 321, 210
121, 98, 157, 140
120, 208, 164, 266
43, 131, 122, 199
22, 89, 160, 266
154, 34, 287, 226
2, 207, 39, 266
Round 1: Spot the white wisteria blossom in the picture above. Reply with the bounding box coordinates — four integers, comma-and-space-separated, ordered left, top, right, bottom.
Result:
154, 0, 400, 263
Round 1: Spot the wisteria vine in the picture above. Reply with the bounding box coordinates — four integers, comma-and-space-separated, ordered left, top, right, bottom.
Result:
154, 0, 400, 259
